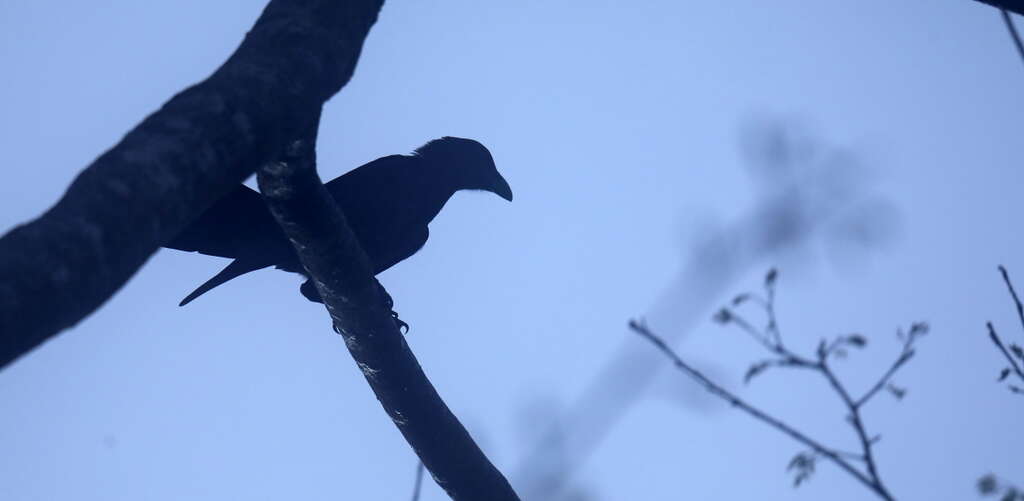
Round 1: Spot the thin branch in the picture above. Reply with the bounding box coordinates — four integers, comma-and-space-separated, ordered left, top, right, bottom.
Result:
988, 323, 1024, 384
986, 266, 1024, 393
0, 0, 384, 369
411, 461, 426, 501
629, 320, 887, 499
639, 270, 925, 500
256, 115, 520, 501
856, 347, 915, 409
716, 308, 779, 353
1002, 9, 1024, 68
999, 265, 1024, 332
816, 361, 892, 500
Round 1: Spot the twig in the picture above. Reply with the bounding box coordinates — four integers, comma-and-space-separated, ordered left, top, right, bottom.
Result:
1001, 9, 1024, 68
629, 320, 891, 500
999, 265, 1024, 331
988, 323, 1024, 389
986, 266, 1024, 393
411, 461, 425, 501
0, 0, 385, 369
635, 270, 925, 501
856, 340, 915, 408
256, 112, 520, 501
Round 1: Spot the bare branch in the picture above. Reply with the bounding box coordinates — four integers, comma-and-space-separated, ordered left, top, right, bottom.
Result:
999, 265, 1024, 332
974, 1, 1024, 17
411, 461, 426, 501
0, 0, 385, 369
634, 270, 926, 501
988, 323, 1024, 388
1001, 9, 1024, 68
256, 115, 520, 501
629, 320, 887, 499
986, 266, 1024, 393
855, 326, 922, 408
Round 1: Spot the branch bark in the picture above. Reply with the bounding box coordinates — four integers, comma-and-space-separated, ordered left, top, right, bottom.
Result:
0, 0, 385, 368
256, 113, 521, 501
974, 0, 1024, 16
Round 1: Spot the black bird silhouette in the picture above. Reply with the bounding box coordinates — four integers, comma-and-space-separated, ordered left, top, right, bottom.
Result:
165, 137, 512, 308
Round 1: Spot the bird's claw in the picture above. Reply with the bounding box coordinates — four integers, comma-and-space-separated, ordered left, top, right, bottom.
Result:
375, 280, 408, 334
392, 311, 410, 334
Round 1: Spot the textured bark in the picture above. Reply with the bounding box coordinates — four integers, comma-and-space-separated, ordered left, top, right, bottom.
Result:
0, 0, 385, 368
256, 118, 521, 501
974, 0, 1024, 15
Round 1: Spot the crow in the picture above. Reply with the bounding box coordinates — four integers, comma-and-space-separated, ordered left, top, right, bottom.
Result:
165, 137, 512, 308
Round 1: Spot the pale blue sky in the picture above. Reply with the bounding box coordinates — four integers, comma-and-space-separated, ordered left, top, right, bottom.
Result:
1, 1, 1022, 500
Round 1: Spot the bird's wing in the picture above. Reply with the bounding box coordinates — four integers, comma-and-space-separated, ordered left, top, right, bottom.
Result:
324, 154, 409, 204
164, 184, 285, 260
325, 154, 430, 273
367, 224, 429, 274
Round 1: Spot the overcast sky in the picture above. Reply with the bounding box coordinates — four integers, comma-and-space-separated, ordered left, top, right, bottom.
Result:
2, 1, 1023, 500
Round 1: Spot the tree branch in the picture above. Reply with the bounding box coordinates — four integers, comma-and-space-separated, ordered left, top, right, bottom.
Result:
255, 115, 521, 501
986, 266, 1024, 393
629, 320, 883, 497
1001, 9, 1024, 67
974, 1, 1024, 17
636, 270, 927, 500
0, 0, 384, 368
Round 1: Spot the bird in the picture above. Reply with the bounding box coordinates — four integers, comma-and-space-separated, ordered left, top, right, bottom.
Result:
164, 136, 512, 311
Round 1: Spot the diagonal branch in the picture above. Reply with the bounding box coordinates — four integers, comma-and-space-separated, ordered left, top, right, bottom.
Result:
629, 320, 883, 497
974, 1, 1024, 17
641, 270, 925, 501
0, 0, 384, 369
988, 323, 1024, 387
998, 265, 1024, 332
986, 266, 1024, 393
255, 114, 520, 501
1001, 9, 1024, 67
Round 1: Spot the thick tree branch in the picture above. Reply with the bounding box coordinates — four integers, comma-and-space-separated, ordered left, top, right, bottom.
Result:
0, 0, 384, 368
975, 1, 1024, 16
255, 117, 521, 501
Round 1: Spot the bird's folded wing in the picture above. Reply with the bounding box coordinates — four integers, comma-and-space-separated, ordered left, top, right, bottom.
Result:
163, 184, 284, 259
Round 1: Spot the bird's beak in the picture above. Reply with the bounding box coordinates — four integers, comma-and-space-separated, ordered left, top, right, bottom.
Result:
494, 175, 513, 201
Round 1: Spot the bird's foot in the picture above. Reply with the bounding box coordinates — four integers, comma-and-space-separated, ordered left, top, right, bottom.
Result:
391, 311, 410, 334
375, 280, 409, 334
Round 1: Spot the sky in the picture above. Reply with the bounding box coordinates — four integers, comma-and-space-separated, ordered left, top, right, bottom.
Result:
1, 1, 1023, 500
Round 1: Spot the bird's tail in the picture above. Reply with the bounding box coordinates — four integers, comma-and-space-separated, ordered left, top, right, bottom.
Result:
179, 260, 264, 306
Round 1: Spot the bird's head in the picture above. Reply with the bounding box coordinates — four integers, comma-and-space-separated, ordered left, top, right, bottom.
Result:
414, 137, 513, 201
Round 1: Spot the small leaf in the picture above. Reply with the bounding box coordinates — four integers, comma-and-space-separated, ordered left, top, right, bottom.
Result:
786, 452, 816, 488
765, 268, 778, 287
999, 368, 1012, 382
908, 322, 929, 337
744, 361, 771, 384
713, 308, 733, 324
1010, 385, 1024, 394
886, 383, 907, 400
1011, 344, 1024, 362
1001, 488, 1018, 501
978, 474, 998, 495
732, 293, 751, 305
844, 334, 867, 347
